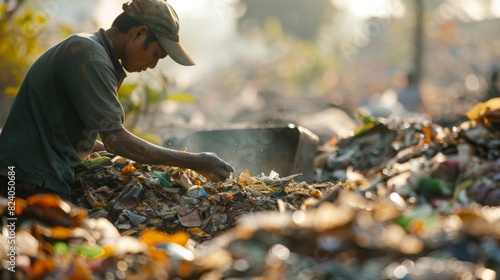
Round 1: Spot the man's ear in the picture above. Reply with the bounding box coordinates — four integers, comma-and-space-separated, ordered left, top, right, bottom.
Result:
134, 26, 149, 38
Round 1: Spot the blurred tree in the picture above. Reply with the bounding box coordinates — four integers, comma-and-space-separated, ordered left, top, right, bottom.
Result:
412, 0, 424, 86
0, 0, 47, 127
237, 0, 335, 41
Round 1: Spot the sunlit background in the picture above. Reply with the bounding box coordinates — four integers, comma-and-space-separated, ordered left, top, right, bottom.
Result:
1, 0, 500, 142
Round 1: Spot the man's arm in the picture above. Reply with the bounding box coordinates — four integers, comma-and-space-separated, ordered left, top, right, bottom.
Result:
100, 128, 234, 182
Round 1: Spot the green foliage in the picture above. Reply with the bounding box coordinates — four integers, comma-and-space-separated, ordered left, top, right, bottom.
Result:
166, 92, 197, 103
118, 71, 197, 131
353, 112, 380, 136
0, 1, 47, 95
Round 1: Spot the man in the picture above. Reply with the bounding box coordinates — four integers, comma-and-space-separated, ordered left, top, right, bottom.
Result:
0, 0, 234, 201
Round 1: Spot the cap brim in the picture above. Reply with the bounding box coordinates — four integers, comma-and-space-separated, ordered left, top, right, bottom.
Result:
157, 36, 195, 66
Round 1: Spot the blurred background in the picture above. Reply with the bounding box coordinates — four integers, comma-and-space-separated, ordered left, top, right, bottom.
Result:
1, 0, 500, 143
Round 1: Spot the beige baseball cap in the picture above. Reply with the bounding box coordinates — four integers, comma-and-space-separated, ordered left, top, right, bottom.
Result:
123, 0, 195, 66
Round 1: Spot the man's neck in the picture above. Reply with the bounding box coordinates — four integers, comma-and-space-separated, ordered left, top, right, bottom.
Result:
105, 27, 124, 59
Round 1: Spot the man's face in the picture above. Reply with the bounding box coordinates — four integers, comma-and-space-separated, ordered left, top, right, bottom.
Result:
121, 27, 168, 73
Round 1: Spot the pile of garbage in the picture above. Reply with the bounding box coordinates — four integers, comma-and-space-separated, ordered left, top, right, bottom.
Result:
2, 99, 500, 279
71, 160, 329, 243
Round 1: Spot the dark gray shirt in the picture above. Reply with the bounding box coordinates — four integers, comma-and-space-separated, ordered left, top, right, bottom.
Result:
0, 28, 126, 195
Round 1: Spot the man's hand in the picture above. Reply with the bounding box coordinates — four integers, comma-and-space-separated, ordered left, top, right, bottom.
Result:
192, 152, 235, 182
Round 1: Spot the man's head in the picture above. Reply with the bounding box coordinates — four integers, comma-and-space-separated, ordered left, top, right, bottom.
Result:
111, 14, 166, 72
122, 0, 195, 66
111, 0, 194, 72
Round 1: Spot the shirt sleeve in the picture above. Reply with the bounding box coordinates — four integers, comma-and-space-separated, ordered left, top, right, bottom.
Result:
65, 61, 125, 132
